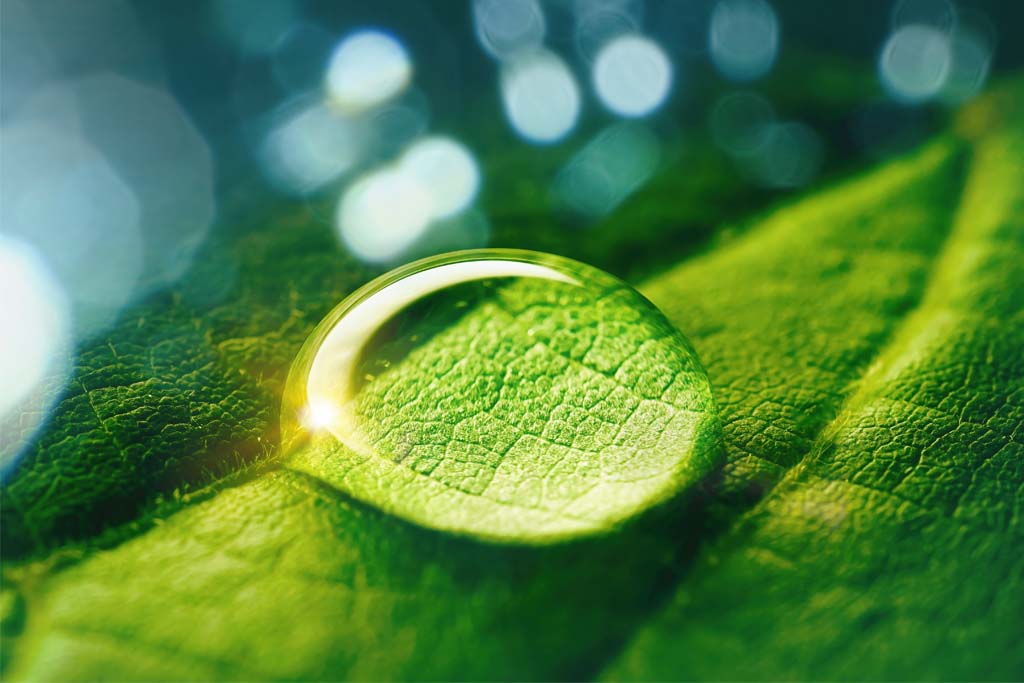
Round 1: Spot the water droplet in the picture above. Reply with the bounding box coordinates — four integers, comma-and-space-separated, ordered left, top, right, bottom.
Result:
283, 249, 720, 543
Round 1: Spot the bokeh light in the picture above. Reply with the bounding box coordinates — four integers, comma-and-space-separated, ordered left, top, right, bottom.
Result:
940, 16, 995, 104
890, 0, 957, 32
573, 0, 643, 63
336, 168, 436, 264
501, 49, 581, 144
1, 0, 164, 120
1, 120, 143, 337
878, 24, 952, 103
261, 99, 364, 195
399, 137, 481, 220
211, 0, 299, 56
410, 210, 492, 259
741, 121, 824, 189
0, 235, 73, 471
593, 34, 673, 118
710, 90, 776, 156
709, 0, 780, 82
364, 90, 432, 160
63, 75, 216, 290
326, 30, 412, 112
271, 22, 336, 94
473, 0, 546, 61
555, 122, 660, 216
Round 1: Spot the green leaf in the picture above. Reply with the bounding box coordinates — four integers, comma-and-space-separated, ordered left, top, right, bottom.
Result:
603, 86, 1024, 681
2, 82, 1021, 681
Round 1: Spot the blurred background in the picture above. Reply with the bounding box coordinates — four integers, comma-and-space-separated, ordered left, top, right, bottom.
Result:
2, 0, 1022, 472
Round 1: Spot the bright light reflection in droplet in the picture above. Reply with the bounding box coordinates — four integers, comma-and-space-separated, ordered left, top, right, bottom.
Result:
878, 24, 952, 103
400, 137, 481, 220
709, 0, 780, 82
473, 0, 546, 60
302, 399, 340, 432
0, 235, 72, 470
556, 122, 660, 216
940, 21, 994, 104
337, 168, 435, 264
743, 121, 823, 189
419, 210, 492, 256
326, 30, 412, 112
261, 100, 364, 195
593, 34, 673, 118
709, 90, 776, 156
501, 49, 581, 144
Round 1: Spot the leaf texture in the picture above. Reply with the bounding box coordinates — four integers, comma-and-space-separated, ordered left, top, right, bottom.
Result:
603, 83, 1024, 680
1, 83, 1021, 681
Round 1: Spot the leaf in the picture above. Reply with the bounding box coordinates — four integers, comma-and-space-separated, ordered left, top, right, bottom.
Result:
2, 82, 1021, 681
602, 85, 1024, 680
286, 261, 720, 543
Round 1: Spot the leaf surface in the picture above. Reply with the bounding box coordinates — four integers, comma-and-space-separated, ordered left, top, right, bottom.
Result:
2, 83, 1021, 681
604, 84, 1024, 680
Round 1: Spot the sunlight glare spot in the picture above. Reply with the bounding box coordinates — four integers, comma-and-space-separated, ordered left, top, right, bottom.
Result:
302, 400, 340, 431
1, 121, 143, 338
0, 235, 72, 470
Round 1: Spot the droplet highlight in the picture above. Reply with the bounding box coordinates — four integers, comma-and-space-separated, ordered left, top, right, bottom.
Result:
283, 250, 721, 543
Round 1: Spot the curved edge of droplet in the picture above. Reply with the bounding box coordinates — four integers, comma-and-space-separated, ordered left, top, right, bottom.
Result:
286, 406, 723, 546
280, 247, 726, 545
282, 248, 607, 453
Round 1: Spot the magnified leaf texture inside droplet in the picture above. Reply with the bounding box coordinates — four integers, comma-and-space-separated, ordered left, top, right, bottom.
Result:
283, 250, 721, 542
